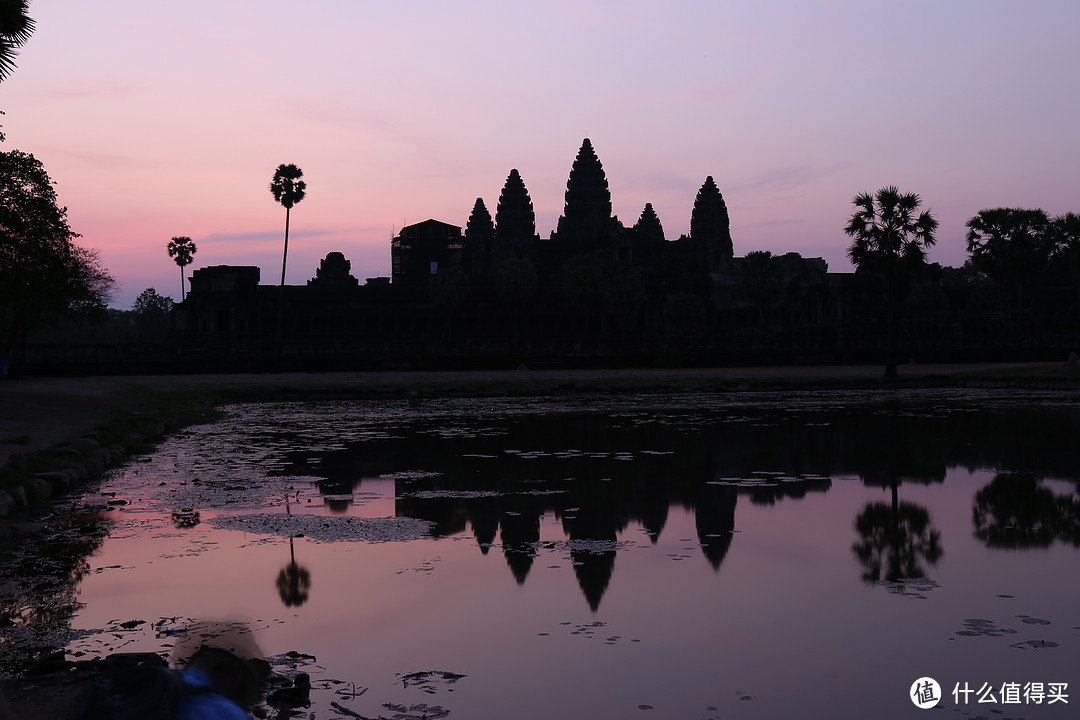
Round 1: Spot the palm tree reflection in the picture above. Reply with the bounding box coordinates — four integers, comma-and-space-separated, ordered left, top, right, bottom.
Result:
276, 492, 312, 607
852, 497, 942, 584
277, 536, 312, 607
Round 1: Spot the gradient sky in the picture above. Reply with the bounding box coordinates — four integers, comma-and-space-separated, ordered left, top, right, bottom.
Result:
4, 0, 1079, 308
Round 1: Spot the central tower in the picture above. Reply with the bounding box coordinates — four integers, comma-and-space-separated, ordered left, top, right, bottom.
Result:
554, 138, 612, 246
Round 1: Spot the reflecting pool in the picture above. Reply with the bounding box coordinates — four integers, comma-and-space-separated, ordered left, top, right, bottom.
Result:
69, 390, 1080, 718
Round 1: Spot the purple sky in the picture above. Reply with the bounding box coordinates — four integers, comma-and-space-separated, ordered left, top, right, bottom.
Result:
4, 1, 1079, 308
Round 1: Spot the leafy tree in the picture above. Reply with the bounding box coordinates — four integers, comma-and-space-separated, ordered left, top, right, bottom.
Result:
269, 163, 306, 286
1051, 212, 1080, 300
965, 207, 1053, 334
852, 500, 943, 583
132, 287, 173, 316
844, 186, 938, 377
166, 235, 196, 300
1053, 212, 1080, 254
131, 287, 173, 340
741, 250, 783, 325
0, 149, 114, 375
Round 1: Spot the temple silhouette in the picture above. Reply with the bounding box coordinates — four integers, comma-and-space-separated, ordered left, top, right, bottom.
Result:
89, 136, 1064, 369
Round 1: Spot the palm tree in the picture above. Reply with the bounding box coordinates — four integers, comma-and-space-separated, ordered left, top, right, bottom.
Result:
166, 236, 196, 301
0, 0, 34, 83
844, 186, 938, 377
269, 163, 306, 286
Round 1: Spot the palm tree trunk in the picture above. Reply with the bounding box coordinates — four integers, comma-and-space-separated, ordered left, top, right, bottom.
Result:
885, 266, 898, 377
179, 265, 185, 301
280, 207, 291, 287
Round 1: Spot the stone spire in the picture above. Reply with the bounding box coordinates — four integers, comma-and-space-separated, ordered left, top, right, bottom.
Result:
634, 203, 665, 244
690, 176, 733, 265
555, 138, 612, 244
464, 197, 495, 274
495, 169, 536, 259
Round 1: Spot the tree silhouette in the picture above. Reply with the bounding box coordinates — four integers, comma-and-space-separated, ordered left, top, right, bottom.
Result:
1, 150, 113, 376
844, 186, 938, 377
276, 536, 312, 607
1053, 212, 1080, 302
0, 0, 34, 83
166, 236, 196, 301
269, 163, 306, 286
131, 287, 173, 339
965, 207, 1053, 336
852, 499, 943, 584
973, 473, 1080, 549
741, 250, 783, 326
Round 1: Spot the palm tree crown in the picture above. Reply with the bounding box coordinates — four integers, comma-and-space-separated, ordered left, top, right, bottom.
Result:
167, 236, 197, 300
844, 186, 938, 271
269, 163, 306, 210
270, 163, 306, 286
0, 0, 35, 83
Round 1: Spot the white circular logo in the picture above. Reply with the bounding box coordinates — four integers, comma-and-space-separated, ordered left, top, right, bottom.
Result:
911, 677, 942, 709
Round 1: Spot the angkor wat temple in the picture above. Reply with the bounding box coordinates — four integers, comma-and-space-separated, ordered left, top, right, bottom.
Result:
166, 139, 1075, 368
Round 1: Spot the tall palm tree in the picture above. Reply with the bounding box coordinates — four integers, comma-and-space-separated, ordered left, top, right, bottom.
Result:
166, 236, 196, 301
269, 163, 306, 286
0, 0, 34, 83
844, 186, 937, 377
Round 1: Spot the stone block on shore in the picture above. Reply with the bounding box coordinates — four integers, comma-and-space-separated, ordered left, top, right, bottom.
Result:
33, 472, 70, 494
0, 490, 15, 518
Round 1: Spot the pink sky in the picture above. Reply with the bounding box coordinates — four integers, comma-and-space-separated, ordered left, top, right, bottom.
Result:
4, 1, 1079, 308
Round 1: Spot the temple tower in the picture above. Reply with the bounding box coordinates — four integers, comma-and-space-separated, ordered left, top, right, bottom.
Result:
464, 197, 496, 275
634, 203, 665, 245
495, 169, 536, 262
690, 176, 733, 269
555, 138, 612, 246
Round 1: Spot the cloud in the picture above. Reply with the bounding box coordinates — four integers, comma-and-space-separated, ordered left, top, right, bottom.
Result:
731, 161, 849, 195
21, 81, 145, 102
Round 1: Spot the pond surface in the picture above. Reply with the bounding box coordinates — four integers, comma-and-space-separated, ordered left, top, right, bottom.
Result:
68, 390, 1080, 719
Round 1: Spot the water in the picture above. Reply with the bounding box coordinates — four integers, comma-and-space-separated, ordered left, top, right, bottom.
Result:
67, 390, 1080, 718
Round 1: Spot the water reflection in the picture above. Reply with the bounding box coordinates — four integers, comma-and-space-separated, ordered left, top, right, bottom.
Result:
9, 391, 1080, 719
276, 492, 312, 607
254, 396, 1080, 610
852, 500, 942, 583
973, 473, 1080, 549
276, 536, 311, 608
